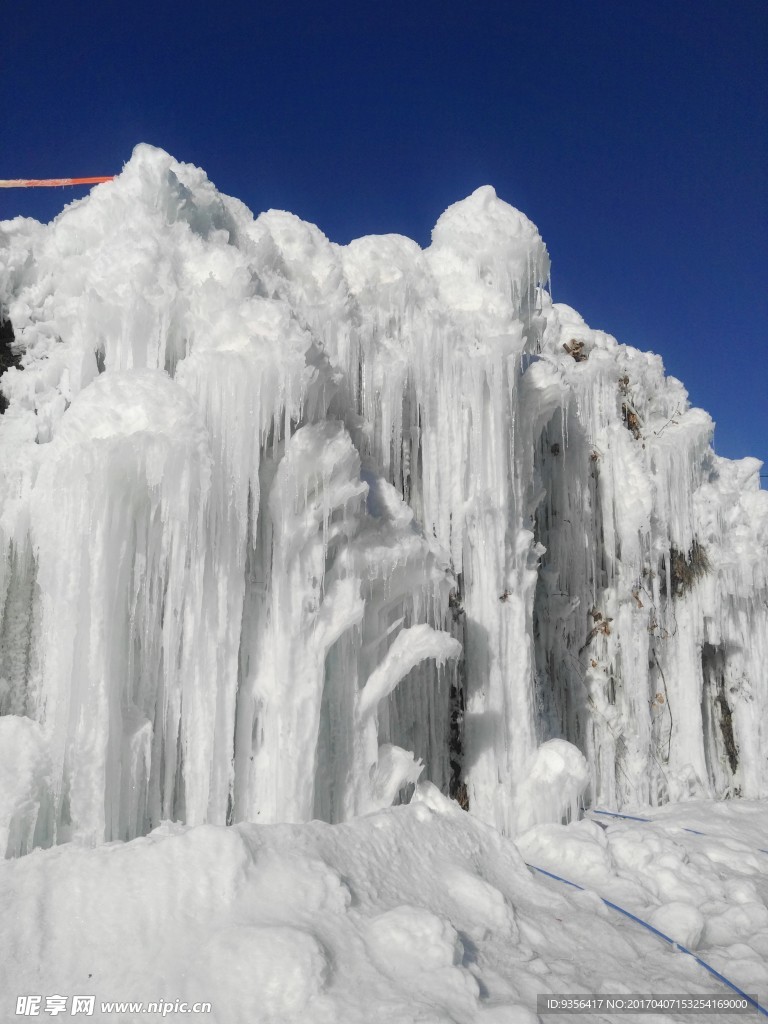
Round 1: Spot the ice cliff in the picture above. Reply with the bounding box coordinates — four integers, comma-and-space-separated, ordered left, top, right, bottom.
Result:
0, 145, 766, 854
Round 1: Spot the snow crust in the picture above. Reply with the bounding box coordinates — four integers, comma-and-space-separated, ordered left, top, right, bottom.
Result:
1, 787, 765, 1022
0, 145, 766, 854
517, 800, 768, 1012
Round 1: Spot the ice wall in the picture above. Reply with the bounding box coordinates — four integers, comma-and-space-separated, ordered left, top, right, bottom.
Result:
526, 307, 768, 810
0, 145, 765, 853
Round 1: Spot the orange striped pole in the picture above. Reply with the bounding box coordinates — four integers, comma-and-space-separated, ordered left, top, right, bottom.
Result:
0, 176, 114, 188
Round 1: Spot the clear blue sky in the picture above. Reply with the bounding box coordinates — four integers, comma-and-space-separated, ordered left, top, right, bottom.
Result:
3, 1, 766, 477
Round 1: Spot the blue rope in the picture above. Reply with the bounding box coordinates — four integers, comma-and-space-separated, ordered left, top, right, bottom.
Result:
591, 809, 653, 823
526, 863, 768, 1017
590, 808, 768, 853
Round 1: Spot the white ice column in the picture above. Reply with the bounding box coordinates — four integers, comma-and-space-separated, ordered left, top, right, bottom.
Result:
29, 370, 211, 845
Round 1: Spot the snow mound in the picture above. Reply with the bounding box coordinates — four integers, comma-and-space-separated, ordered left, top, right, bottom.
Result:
1, 794, 766, 1022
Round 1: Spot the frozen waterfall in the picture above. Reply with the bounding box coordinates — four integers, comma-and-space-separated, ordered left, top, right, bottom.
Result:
0, 144, 765, 854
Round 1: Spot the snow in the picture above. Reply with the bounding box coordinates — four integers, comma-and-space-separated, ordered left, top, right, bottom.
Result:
515, 739, 590, 833
517, 801, 768, 1012
1, 787, 766, 1022
0, 145, 767, 1020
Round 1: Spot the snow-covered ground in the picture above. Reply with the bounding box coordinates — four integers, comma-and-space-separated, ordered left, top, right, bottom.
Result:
1, 786, 766, 1022
1, 146, 766, 1021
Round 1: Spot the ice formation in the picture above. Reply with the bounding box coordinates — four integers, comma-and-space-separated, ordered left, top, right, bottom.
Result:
0, 145, 766, 854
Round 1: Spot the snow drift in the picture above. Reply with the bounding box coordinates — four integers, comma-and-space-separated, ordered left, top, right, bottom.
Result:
2, 787, 767, 1023
0, 145, 766, 854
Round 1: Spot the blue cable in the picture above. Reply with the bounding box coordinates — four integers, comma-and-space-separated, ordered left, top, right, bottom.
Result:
527, 863, 768, 1017
589, 808, 768, 853
591, 809, 653, 824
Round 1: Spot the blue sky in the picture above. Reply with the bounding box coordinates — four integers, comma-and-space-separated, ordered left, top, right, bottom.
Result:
3, 1, 765, 477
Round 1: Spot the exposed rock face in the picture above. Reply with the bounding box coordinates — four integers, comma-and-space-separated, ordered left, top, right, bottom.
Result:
0, 316, 20, 413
